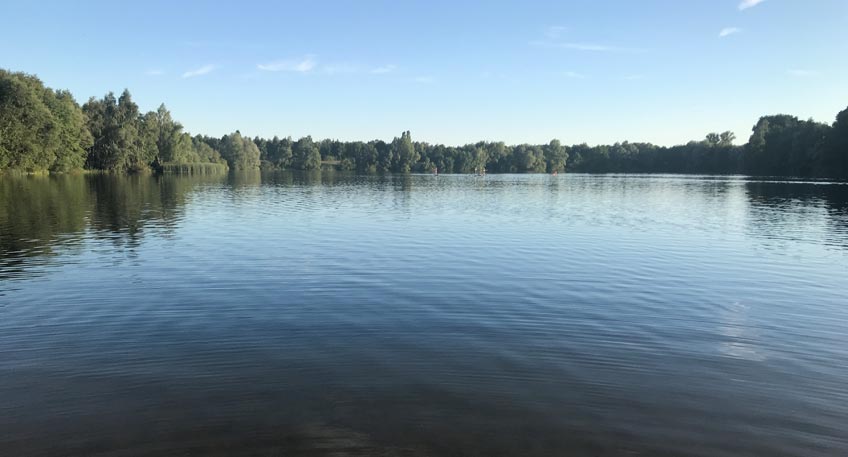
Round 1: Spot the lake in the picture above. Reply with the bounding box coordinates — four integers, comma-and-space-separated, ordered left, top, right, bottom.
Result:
1, 172, 847, 456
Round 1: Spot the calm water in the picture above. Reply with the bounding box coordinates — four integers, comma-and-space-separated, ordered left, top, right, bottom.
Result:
1, 172, 847, 456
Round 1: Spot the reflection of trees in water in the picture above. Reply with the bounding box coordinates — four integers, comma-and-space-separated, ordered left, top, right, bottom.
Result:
259, 170, 353, 188
744, 181, 848, 249
89, 175, 156, 243
0, 175, 90, 278
820, 185, 848, 246
88, 174, 227, 243
0, 173, 226, 280
227, 169, 262, 188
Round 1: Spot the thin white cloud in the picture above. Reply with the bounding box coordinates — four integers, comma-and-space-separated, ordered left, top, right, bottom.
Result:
531, 26, 645, 53
413, 76, 435, 84
545, 25, 567, 39
530, 40, 643, 53
739, 0, 766, 10
146, 69, 165, 76
719, 27, 742, 38
480, 72, 510, 80
181, 65, 216, 78
322, 63, 360, 75
561, 42, 613, 51
259, 59, 397, 76
371, 64, 397, 74
257, 56, 317, 73
563, 71, 587, 79
788, 69, 818, 77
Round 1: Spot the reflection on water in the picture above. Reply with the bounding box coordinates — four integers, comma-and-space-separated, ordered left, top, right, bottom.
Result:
745, 180, 848, 249
1, 173, 848, 457
0, 174, 224, 279
718, 301, 764, 362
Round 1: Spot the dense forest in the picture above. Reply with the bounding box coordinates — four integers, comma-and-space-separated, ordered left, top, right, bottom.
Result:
1, 69, 846, 179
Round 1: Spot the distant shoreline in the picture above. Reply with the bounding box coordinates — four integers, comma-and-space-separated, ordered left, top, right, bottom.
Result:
2, 69, 846, 180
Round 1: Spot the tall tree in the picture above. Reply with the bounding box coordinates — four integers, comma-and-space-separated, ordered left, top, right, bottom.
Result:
292, 136, 321, 170
543, 139, 568, 173
824, 106, 848, 179
219, 131, 261, 170
0, 70, 92, 172
745, 115, 829, 177
83, 89, 149, 172
390, 131, 419, 172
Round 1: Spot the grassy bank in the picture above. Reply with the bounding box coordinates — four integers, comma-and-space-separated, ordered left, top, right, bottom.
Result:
160, 163, 229, 175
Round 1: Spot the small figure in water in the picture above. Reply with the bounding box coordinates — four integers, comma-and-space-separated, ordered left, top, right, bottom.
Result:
433, 166, 438, 175
552, 170, 558, 176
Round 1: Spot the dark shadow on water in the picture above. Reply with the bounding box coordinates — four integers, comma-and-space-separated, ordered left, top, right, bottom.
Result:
745, 180, 848, 248
0, 173, 227, 280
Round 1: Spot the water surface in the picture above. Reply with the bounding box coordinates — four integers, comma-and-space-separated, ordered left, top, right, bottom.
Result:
2, 172, 847, 456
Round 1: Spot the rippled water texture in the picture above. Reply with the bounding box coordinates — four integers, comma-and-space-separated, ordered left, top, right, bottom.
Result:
1, 172, 847, 456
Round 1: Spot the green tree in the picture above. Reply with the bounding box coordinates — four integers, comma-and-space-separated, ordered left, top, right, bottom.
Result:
472, 145, 489, 173
192, 136, 225, 164
46, 90, 94, 172
0, 70, 59, 171
543, 139, 568, 173
719, 131, 735, 147
824, 106, 848, 178
219, 131, 261, 170
147, 104, 194, 163
292, 136, 321, 170
390, 131, 419, 172
83, 89, 149, 172
0, 70, 91, 172
256, 135, 293, 169
138, 111, 161, 166
745, 115, 829, 177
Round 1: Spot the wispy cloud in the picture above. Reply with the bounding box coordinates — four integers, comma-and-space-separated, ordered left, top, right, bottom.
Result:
739, 0, 766, 10
560, 42, 615, 51
182, 65, 216, 78
322, 63, 360, 75
788, 69, 818, 77
532, 40, 612, 51
259, 58, 398, 76
181, 40, 271, 51
719, 27, 742, 38
531, 26, 644, 53
480, 71, 511, 80
563, 71, 587, 79
545, 25, 567, 39
257, 56, 317, 73
530, 40, 643, 53
146, 69, 165, 76
371, 64, 397, 74
413, 76, 435, 84
238, 72, 262, 81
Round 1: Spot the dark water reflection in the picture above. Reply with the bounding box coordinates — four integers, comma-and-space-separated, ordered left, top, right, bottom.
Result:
1, 173, 847, 456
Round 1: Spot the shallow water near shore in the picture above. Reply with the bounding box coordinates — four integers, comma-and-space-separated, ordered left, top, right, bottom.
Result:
1, 172, 847, 456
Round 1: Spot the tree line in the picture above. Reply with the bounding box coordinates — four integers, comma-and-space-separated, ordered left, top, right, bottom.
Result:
1, 69, 846, 178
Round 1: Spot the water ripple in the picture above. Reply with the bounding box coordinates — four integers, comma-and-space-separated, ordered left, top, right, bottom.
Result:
1, 173, 848, 456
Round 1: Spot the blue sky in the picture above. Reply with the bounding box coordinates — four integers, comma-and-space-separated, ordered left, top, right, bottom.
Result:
2, 0, 846, 146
